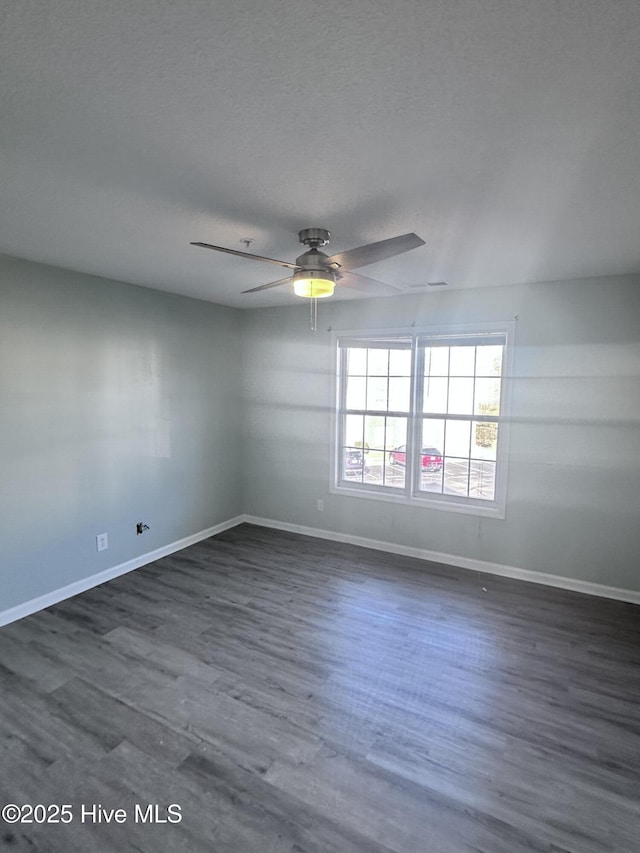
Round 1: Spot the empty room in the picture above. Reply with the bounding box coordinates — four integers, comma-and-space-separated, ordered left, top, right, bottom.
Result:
1, 1, 639, 851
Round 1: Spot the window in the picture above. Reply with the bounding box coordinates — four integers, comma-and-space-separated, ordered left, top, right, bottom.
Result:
333, 325, 513, 518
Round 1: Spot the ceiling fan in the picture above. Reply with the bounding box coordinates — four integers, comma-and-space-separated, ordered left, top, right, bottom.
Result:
191, 227, 425, 300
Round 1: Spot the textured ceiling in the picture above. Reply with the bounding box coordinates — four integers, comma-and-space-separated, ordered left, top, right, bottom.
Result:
1, 0, 639, 307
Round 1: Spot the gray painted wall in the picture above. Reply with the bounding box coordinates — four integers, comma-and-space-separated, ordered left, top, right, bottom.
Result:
1, 254, 242, 610
242, 276, 640, 592
2, 254, 639, 612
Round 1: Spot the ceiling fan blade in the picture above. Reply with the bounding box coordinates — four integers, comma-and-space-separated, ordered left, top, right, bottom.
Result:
191, 242, 298, 270
326, 233, 425, 272
242, 275, 293, 294
337, 270, 404, 296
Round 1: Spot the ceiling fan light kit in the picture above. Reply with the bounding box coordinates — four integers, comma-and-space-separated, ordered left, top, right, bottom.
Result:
292, 270, 336, 298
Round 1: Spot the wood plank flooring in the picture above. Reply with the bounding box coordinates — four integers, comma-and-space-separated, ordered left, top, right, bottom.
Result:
1, 523, 639, 852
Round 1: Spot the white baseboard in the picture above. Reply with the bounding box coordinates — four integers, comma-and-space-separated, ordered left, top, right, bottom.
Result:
3, 513, 638, 629
243, 514, 640, 605
0, 515, 245, 628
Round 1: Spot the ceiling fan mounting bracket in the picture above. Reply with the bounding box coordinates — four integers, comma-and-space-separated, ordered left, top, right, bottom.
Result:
298, 227, 330, 248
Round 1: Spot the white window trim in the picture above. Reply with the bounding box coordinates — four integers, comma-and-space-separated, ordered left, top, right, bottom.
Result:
329, 322, 515, 519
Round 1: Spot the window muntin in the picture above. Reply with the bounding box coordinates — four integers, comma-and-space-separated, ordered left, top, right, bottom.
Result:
335, 328, 510, 517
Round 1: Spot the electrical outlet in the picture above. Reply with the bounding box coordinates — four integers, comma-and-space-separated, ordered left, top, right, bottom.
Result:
317, 499, 324, 511
96, 533, 108, 552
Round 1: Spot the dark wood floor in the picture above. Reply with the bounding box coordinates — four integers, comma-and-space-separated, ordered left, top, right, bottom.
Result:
1, 524, 639, 852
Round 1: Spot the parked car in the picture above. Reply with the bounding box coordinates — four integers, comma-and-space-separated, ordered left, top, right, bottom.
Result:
389, 445, 443, 471
343, 448, 367, 476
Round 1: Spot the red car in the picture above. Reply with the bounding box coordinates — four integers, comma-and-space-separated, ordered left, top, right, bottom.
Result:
389, 445, 443, 471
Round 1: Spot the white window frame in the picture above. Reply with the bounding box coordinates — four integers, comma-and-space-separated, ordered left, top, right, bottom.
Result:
330, 322, 515, 519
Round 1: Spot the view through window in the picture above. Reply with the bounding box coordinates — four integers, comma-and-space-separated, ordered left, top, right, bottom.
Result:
335, 328, 509, 515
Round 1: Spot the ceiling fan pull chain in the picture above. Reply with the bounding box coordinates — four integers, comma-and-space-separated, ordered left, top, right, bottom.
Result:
310, 297, 318, 332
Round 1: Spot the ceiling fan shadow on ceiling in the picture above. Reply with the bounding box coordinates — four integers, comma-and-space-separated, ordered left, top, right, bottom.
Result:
191, 227, 425, 330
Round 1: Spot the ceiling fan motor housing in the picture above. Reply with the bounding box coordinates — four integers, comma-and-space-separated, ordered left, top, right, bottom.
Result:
295, 247, 332, 271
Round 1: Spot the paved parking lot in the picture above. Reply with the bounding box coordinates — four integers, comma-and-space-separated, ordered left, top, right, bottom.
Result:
348, 457, 495, 500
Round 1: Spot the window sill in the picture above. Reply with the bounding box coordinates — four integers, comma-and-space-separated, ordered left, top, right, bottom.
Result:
330, 480, 506, 519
